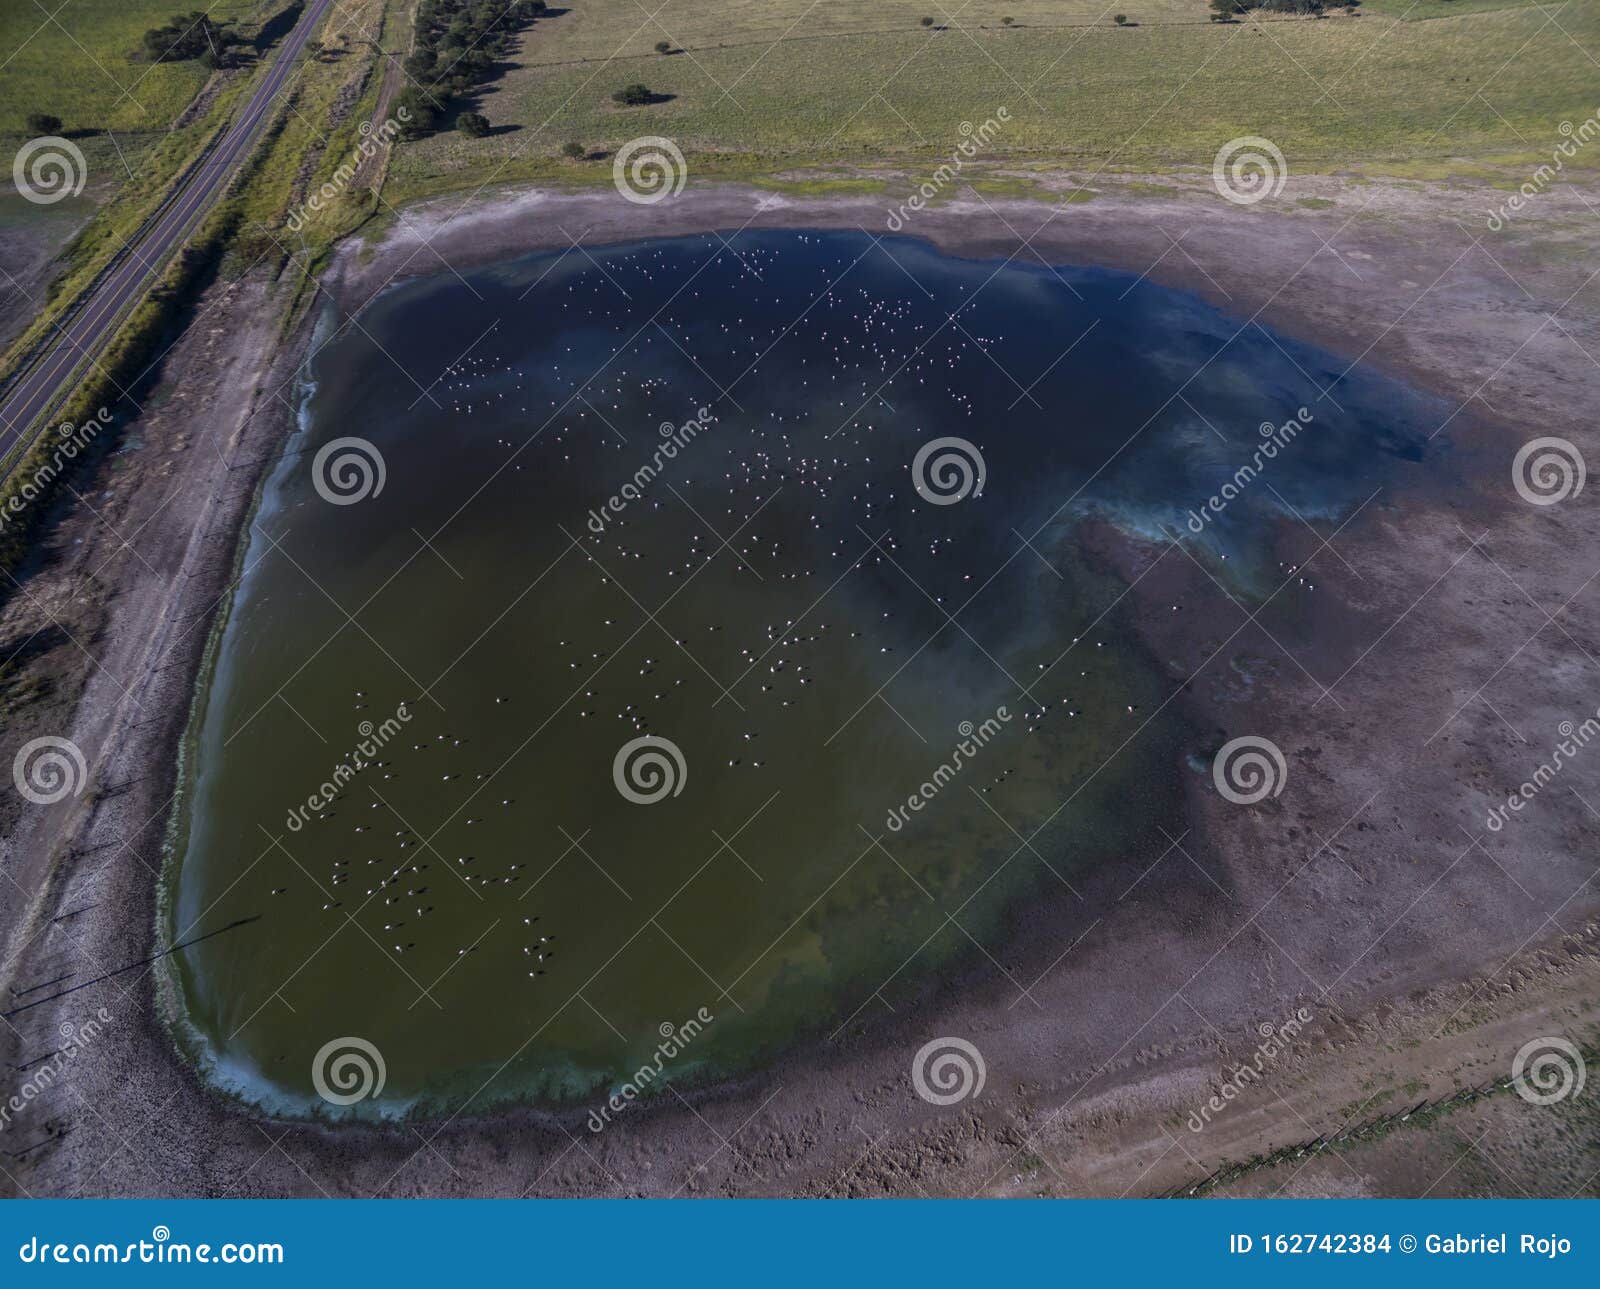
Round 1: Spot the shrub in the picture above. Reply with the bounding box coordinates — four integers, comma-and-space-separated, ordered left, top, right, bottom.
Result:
561, 141, 586, 158
1114, 12, 1128, 22
456, 111, 490, 137
26, 113, 62, 134
612, 83, 654, 106
655, 40, 671, 54
920, 15, 934, 26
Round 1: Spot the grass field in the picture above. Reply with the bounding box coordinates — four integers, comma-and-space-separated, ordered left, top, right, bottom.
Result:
386, 0, 1598, 199
0, 0, 264, 135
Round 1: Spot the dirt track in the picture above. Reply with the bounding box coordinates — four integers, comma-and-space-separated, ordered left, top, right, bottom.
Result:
1, 170, 1597, 1197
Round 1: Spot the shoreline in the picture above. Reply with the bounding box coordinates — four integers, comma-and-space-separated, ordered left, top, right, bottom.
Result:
2, 173, 1597, 1196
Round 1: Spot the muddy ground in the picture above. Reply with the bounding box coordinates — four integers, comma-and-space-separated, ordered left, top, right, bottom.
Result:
0, 197, 94, 360
0, 170, 1597, 1197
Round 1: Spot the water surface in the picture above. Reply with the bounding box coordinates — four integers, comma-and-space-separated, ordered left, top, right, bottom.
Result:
167, 230, 1445, 1116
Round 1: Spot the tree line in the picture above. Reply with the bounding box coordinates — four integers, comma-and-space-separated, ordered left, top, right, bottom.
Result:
395, 0, 547, 138
141, 10, 245, 69
1210, 0, 1361, 17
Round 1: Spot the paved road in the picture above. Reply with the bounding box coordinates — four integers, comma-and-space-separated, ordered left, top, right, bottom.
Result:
0, 0, 335, 469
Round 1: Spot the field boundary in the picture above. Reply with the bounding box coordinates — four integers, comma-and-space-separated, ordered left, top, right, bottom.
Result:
1156, 1035, 1600, 1198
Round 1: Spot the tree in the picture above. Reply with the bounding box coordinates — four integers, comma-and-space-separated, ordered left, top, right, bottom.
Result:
26, 112, 62, 134
920, 15, 935, 26
561, 141, 586, 158
456, 111, 490, 137
143, 11, 230, 64
1000, 15, 1015, 25
1114, 12, 1128, 22
612, 83, 655, 106
396, 87, 437, 136
654, 40, 671, 54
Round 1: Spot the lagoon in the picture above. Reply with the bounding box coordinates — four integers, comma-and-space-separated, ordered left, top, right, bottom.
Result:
165, 230, 1443, 1117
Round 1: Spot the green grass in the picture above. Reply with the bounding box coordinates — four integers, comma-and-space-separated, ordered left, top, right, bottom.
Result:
388, 2, 1597, 200
0, 0, 262, 134
488, 0, 1550, 63
1358, 0, 1537, 18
